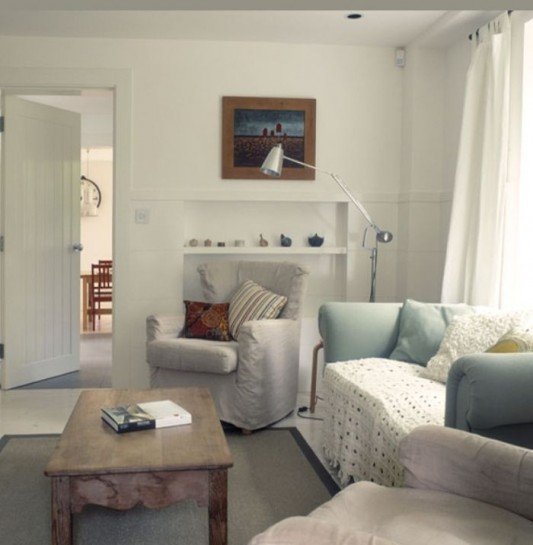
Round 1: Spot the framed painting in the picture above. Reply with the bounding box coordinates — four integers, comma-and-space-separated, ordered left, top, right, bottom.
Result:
222, 96, 316, 180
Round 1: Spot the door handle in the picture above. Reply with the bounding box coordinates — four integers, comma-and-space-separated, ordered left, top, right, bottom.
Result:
73, 243, 84, 252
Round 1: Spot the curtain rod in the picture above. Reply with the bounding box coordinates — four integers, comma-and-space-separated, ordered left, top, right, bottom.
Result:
468, 10, 513, 41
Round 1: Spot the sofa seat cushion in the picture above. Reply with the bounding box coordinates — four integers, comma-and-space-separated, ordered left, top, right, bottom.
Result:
322, 358, 445, 487
308, 481, 533, 545
251, 483, 533, 545
146, 338, 238, 374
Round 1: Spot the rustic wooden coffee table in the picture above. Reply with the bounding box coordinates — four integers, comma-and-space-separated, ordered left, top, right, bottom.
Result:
45, 388, 233, 545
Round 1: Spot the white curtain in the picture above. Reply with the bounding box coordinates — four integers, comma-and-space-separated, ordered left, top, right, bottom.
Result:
442, 12, 514, 307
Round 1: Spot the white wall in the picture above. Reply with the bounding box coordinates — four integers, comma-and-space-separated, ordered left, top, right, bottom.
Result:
396, 43, 470, 303
80, 148, 113, 271
0, 35, 468, 391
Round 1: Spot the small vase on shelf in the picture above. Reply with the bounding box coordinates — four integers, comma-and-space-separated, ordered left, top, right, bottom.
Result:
308, 234, 324, 247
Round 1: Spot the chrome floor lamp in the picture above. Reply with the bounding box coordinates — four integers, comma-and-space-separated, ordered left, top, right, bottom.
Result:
260, 144, 393, 302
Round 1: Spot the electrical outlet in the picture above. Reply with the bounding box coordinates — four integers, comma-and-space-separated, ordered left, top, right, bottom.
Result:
135, 208, 150, 224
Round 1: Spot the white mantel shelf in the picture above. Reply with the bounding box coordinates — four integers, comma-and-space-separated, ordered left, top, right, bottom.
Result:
182, 246, 347, 255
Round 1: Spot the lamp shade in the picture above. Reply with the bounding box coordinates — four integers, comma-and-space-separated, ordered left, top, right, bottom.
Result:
260, 144, 284, 177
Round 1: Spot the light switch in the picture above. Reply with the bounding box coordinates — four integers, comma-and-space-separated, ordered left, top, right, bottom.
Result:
135, 208, 150, 224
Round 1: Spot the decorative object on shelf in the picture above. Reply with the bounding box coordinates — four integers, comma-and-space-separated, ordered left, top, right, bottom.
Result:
259, 234, 269, 247
204, 239, 212, 247
222, 96, 316, 180
235, 240, 245, 247
280, 234, 292, 247
189, 238, 199, 247
261, 144, 393, 302
80, 149, 101, 217
217, 242, 226, 247
308, 234, 324, 247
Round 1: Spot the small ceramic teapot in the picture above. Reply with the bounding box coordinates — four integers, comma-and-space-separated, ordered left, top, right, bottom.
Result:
280, 234, 292, 247
308, 233, 324, 247
204, 239, 212, 247
259, 234, 269, 247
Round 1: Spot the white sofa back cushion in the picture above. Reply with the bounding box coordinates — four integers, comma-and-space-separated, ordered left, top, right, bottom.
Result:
422, 311, 529, 384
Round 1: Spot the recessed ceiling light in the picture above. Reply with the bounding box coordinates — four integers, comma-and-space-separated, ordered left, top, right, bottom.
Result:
347, 13, 363, 20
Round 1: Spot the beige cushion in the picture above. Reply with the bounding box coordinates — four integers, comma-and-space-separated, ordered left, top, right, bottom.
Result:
229, 280, 287, 339
250, 516, 398, 545
251, 482, 533, 545
317, 482, 533, 544
146, 338, 238, 374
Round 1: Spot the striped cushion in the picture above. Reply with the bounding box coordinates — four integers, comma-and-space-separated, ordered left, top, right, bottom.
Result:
229, 280, 287, 339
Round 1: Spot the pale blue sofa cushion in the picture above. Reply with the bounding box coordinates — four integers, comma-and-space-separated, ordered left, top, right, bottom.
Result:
389, 299, 473, 365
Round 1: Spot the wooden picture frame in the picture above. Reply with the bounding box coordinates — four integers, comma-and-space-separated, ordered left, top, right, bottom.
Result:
222, 96, 316, 180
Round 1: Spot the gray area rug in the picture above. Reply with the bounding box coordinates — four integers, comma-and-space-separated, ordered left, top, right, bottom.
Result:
0, 428, 338, 545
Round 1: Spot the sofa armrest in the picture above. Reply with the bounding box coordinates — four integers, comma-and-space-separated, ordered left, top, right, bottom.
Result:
146, 314, 184, 342
445, 353, 533, 431
318, 302, 402, 363
248, 516, 398, 545
399, 425, 533, 521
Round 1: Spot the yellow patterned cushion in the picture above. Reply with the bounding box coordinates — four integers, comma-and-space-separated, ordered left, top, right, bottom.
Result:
486, 328, 533, 353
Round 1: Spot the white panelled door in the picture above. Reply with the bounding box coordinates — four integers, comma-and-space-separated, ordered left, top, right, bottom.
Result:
1, 96, 81, 389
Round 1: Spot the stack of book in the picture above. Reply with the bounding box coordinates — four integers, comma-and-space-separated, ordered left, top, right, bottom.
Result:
101, 399, 192, 433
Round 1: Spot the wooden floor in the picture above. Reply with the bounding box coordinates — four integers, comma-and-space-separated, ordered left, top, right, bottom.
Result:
81, 314, 113, 334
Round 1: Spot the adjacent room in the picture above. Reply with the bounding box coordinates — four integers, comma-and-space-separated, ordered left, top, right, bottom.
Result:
0, 6, 532, 545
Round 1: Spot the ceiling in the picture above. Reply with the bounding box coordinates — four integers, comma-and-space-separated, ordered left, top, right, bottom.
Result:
0, 10, 497, 48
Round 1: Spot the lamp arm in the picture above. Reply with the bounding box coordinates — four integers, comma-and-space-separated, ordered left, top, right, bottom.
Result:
278, 150, 391, 303
280, 155, 333, 176
282, 155, 381, 234
330, 174, 379, 232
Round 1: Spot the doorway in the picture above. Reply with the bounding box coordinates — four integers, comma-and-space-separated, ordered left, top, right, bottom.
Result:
2, 88, 114, 389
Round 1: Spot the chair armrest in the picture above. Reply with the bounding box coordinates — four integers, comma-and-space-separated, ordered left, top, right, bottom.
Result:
399, 425, 533, 521
249, 516, 398, 545
318, 302, 402, 363
238, 319, 299, 379
146, 314, 184, 342
236, 319, 299, 428
445, 353, 533, 431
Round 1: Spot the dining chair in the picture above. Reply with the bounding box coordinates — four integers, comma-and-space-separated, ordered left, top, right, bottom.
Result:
90, 261, 113, 331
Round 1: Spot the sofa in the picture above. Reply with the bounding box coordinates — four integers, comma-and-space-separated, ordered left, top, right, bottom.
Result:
318, 301, 533, 486
146, 261, 309, 431
249, 425, 533, 545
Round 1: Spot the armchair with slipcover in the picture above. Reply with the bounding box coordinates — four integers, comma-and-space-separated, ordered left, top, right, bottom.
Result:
146, 261, 309, 431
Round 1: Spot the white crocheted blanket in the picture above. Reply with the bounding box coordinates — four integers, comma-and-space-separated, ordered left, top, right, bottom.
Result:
322, 358, 445, 487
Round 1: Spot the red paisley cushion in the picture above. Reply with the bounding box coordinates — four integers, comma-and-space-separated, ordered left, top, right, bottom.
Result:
182, 301, 231, 342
